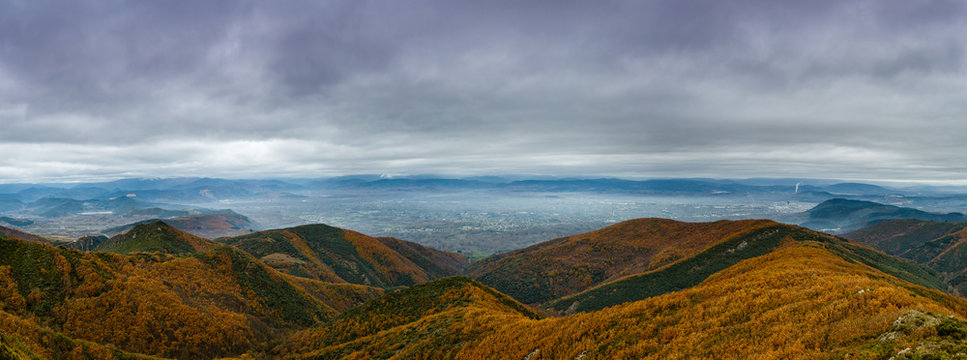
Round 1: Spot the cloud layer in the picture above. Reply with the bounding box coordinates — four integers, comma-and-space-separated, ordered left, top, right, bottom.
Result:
2, 0, 966, 182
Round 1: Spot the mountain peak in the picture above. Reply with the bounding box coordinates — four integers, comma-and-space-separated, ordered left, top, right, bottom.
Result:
96, 220, 219, 255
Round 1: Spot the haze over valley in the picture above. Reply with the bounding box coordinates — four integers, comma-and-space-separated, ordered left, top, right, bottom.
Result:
6, 176, 967, 258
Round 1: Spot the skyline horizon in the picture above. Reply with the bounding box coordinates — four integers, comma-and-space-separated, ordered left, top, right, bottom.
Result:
4, 173, 967, 188
3, 1, 967, 184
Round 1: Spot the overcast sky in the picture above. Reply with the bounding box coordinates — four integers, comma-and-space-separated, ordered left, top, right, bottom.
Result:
1, 0, 966, 183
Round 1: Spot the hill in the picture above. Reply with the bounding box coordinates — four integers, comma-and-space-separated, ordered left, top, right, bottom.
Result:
844, 219, 967, 295
0, 232, 381, 359
374, 236, 468, 278
283, 243, 967, 359
284, 277, 540, 359
794, 198, 967, 234
0, 225, 47, 243
60, 235, 109, 251
221, 224, 467, 287
160, 210, 256, 238
103, 210, 257, 239
0, 217, 33, 227
468, 218, 780, 303
95, 220, 221, 255
549, 223, 946, 313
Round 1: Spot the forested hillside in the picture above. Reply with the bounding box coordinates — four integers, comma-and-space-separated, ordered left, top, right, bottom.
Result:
2, 219, 966, 359
469, 218, 781, 303
285, 244, 967, 359
549, 224, 946, 313
0, 233, 382, 359
846, 219, 967, 295
222, 224, 467, 287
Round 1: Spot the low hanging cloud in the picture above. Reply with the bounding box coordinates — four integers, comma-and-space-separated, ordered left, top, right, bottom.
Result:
1, 0, 966, 182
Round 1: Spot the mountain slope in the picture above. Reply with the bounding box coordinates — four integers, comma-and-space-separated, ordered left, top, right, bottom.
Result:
284, 277, 540, 359
845, 219, 967, 295
95, 220, 220, 255
468, 218, 780, 303
221, 224, 467, 287
375, 236, 468, 277
0, 225, 47, 243
795, 198, 967, 233
284, 244, 967, 359
0, 308, 159, 360
0, 233, 381, 359
549, 223, 945, 313
60, 235, 109, 251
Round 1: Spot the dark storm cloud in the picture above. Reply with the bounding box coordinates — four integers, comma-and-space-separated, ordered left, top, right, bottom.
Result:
1, 0, 966, 182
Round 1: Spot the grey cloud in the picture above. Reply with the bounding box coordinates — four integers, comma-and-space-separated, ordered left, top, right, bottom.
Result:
1, 0, 966, 182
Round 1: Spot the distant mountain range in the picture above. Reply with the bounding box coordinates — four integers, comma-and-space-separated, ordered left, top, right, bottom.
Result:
314, 176, 911, 197
791, 198, 967, 233
0, 177, 307, 203
0, 176, 950, 202
1, 195, 197, 219
0, 193, 258, 240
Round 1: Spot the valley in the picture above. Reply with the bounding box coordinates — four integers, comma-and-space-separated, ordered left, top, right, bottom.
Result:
6, 176, 964, 257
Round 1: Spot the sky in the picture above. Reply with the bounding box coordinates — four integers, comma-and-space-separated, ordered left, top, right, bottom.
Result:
1, 0, 966, 183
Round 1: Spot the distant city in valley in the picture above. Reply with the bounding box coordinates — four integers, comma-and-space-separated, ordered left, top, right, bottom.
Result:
4, 175, 967, 258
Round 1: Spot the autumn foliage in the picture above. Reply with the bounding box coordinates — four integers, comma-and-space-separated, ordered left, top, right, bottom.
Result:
0, 233, 381, 359
846, 219, 967, 294
289, 243, 967, 359
222, 224, 466, 287
469, 218, 781, 303
2, 219, 967, 359
96, 221, 221, 255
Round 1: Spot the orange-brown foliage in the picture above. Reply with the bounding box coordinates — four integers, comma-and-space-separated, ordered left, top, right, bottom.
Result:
282, 230, 346, 283
470, 218, 779, 302
292, 243, 967, 360
0, 236, 368, 359
343, 229, 428, 284
286, 275, 384, 313
0, 266, 26, 314
227, 225, 464, 288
